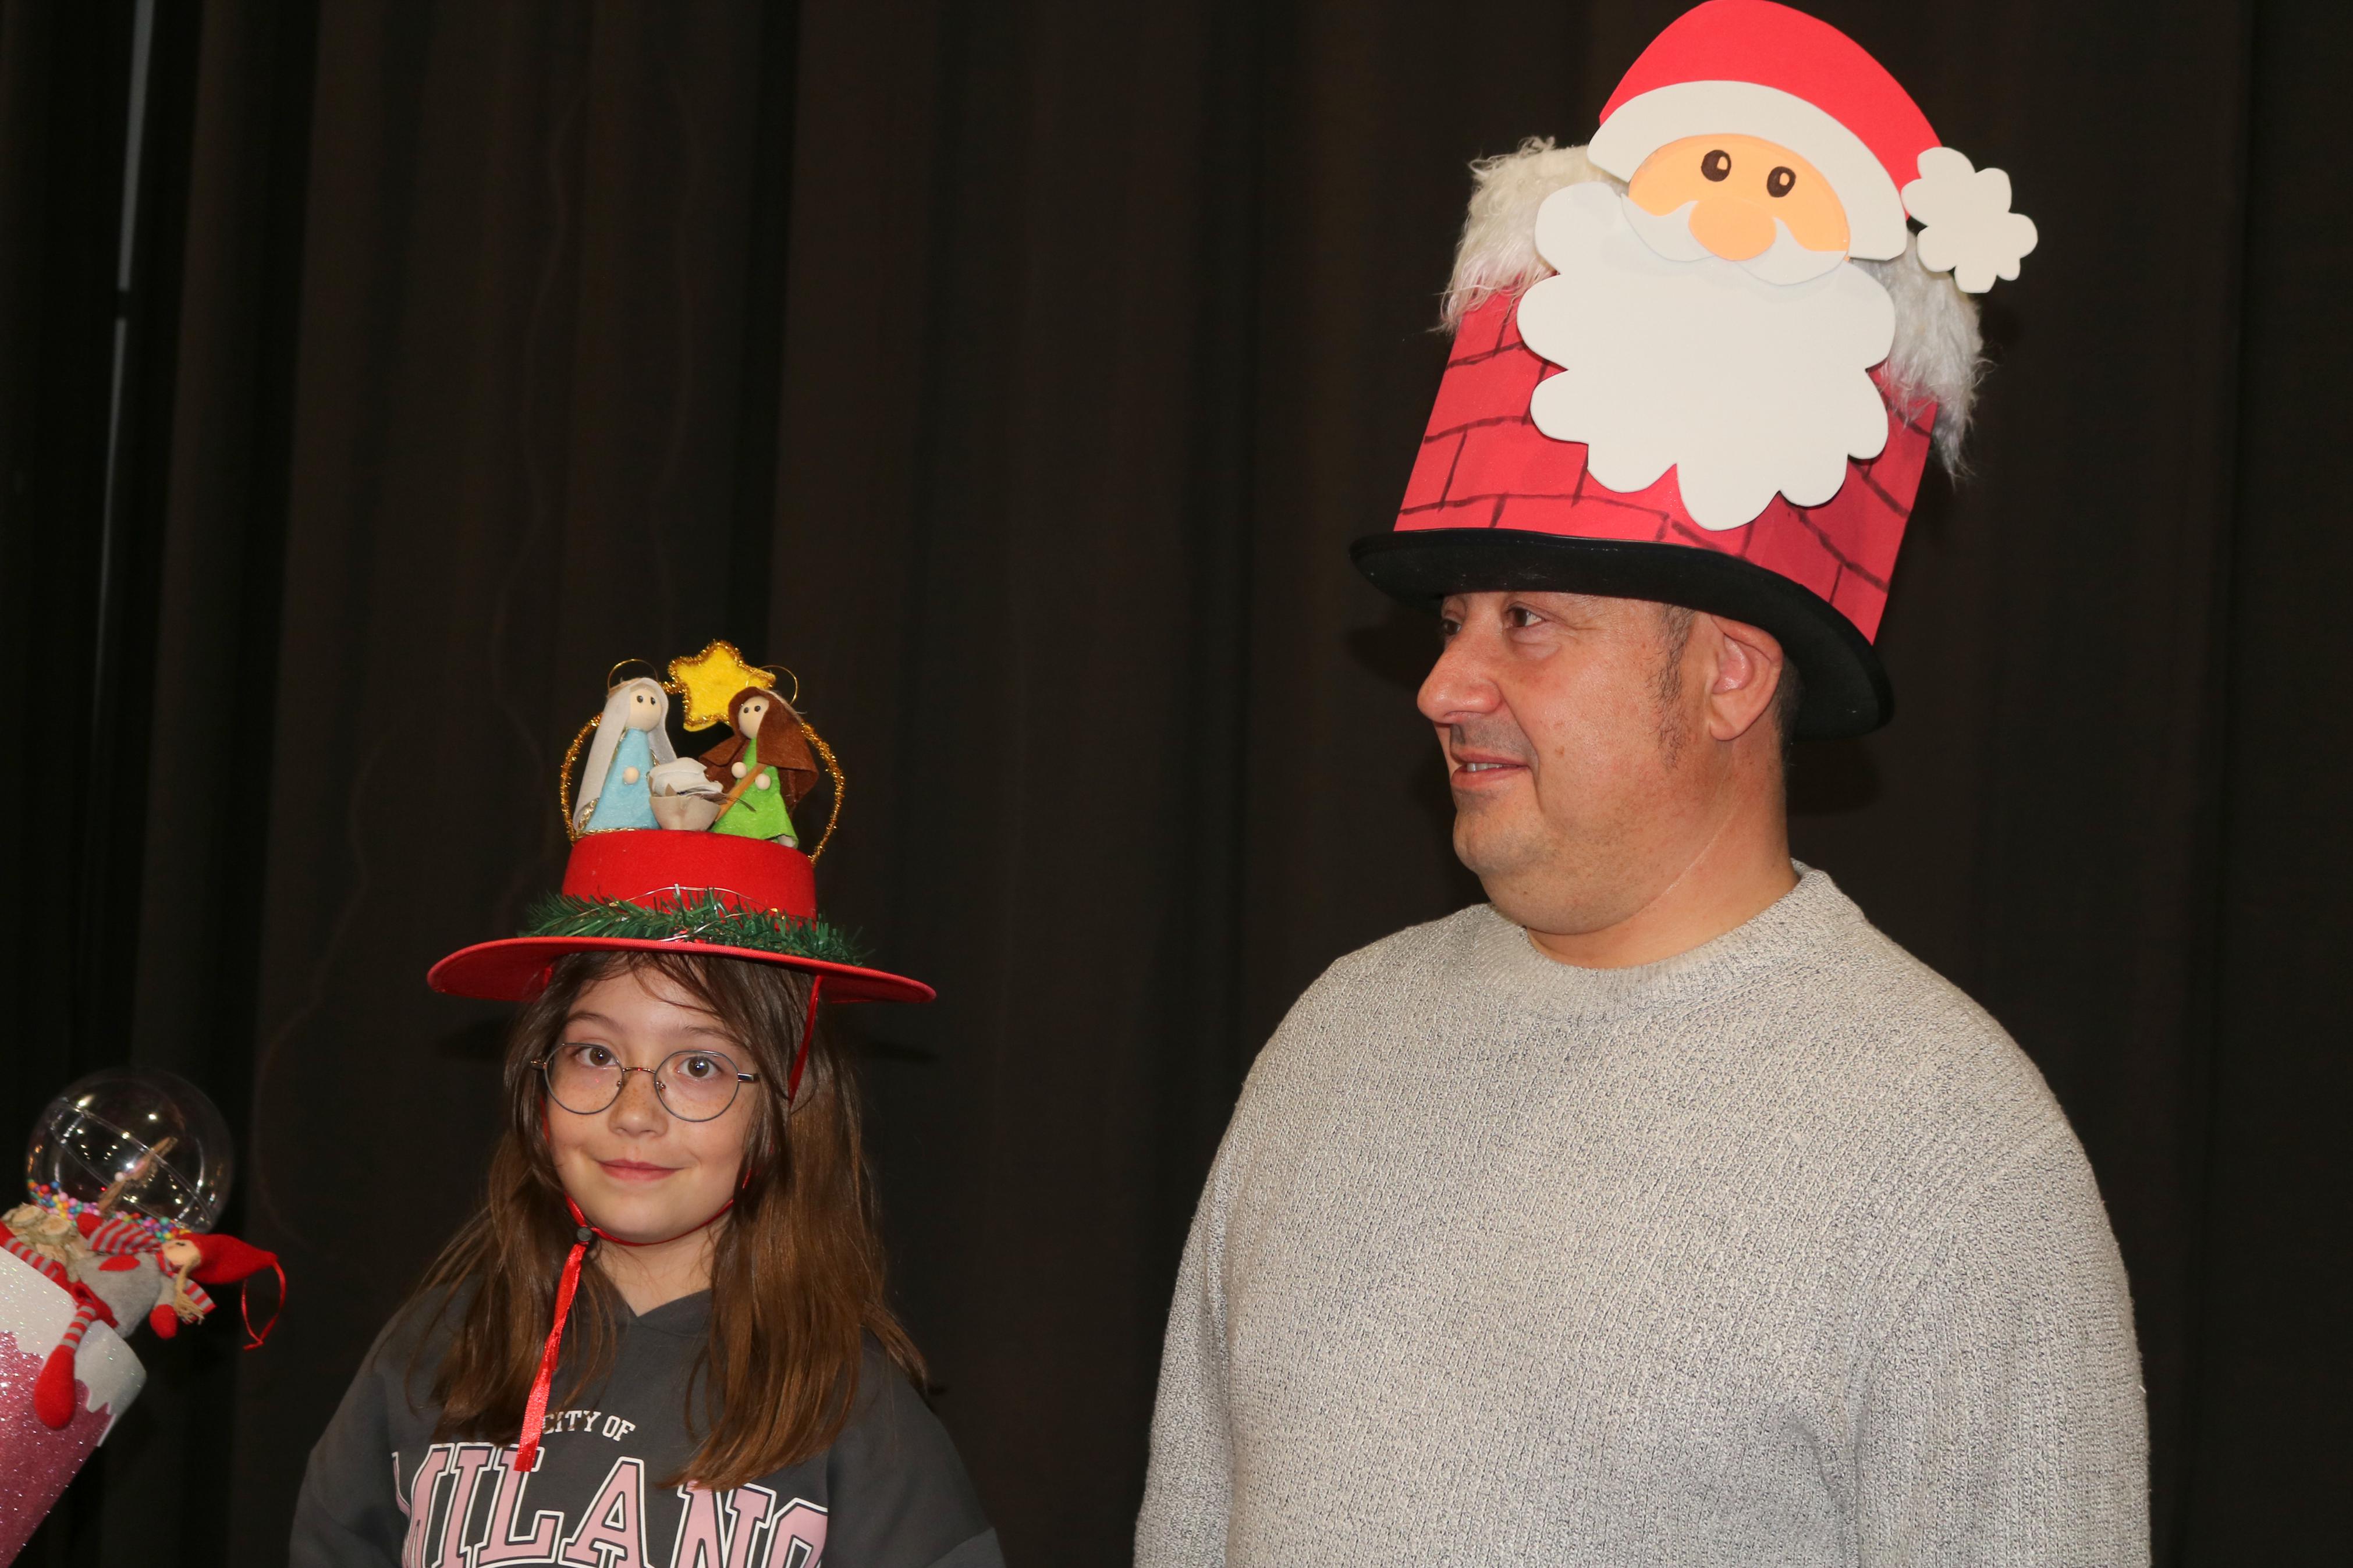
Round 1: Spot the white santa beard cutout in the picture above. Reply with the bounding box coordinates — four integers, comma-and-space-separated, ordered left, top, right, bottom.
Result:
1519, 183, 1895, 529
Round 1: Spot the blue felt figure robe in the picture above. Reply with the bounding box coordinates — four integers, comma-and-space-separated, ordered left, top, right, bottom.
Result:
587, 727, 658, 831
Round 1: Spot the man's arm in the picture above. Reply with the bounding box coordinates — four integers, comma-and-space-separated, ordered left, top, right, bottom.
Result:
1134, 1133, 1242, 1568
1855, 1130, 2150, 1566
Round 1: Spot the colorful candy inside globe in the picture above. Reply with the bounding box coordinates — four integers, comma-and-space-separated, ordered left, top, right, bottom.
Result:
24, 1070, 235, 1232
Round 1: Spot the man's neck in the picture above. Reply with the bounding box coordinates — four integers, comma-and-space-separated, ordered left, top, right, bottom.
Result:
1522, 812, 1797, 970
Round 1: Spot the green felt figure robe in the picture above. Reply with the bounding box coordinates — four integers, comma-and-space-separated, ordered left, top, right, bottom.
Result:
712, 730, 797, 842
701, 688, 819, 844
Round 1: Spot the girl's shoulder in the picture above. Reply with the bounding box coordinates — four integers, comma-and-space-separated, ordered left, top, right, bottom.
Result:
355, 1280, 474, 1407
819, 1338, 1001, 1565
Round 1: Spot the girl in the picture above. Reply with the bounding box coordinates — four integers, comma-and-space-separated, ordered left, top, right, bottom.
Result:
294, 712, 998, 1568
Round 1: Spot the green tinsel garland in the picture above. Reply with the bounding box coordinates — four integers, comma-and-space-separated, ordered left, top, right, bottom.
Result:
520, 890, 871, 968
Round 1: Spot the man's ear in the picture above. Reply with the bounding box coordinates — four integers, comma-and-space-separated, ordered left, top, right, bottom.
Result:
1699, 615, 1787, 742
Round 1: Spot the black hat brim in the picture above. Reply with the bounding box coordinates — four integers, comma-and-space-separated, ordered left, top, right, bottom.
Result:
1350, 529, 1891, 739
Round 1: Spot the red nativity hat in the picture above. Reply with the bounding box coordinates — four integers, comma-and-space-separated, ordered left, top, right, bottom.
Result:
430, 643, 932, 1007
1353, 0, 2037, 737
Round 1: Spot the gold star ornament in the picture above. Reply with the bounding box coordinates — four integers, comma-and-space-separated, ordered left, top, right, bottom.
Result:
666, 639, 773, 731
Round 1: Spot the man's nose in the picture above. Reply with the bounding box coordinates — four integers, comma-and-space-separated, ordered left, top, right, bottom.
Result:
1418, 634, 1503, 724
1690, 195, 1776, 262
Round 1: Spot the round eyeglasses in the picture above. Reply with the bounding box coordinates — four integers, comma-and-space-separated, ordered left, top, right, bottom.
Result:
534, 1043, 760, 1122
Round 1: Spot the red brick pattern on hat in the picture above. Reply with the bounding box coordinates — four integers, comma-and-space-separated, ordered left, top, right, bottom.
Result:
1397, 294, 1930, 641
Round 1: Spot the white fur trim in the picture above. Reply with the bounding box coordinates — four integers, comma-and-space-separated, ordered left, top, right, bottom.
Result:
1442, 139, 1620, 329
1590, 81, 1910, 260
1855, 236, 1983, 468
1902, 146, 2036, 294
1442, 140, 1983, 472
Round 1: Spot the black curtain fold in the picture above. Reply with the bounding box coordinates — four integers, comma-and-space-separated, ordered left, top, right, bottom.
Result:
1, 3, 2343, 1565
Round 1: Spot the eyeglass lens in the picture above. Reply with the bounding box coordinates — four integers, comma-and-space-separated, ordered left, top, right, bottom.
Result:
544, 1044, 746, 1121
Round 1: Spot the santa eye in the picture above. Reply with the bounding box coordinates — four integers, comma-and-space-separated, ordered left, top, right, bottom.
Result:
1766, 166, 1795, 198
1701, 148, 1731, 182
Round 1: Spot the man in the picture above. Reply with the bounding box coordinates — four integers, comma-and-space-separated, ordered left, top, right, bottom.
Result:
1135, 3, 2146, 1563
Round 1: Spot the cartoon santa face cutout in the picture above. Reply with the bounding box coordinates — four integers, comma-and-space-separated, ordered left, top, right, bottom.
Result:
1516, 0, 2035, 531
1627, 136, 1849, 280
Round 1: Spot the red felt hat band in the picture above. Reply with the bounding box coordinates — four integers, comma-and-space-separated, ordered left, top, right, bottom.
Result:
559, 831, 816, 920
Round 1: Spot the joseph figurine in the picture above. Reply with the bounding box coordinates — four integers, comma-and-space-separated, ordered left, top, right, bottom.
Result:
700, 687, 819, 844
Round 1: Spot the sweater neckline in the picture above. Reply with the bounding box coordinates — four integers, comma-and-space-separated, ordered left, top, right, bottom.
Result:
619, 1288, 712, 1339
1470, 863, 1852, 1019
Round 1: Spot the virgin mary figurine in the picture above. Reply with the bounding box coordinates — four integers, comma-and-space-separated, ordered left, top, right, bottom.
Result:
572, 677, 677, 834
698, 687, 818, 844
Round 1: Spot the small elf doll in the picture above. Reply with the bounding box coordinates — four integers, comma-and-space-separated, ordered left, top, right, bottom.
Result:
698, 686, 818, 844
3, 1197, 282, 1428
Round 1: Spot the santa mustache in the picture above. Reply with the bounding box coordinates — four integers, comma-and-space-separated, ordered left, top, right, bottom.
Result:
1621, 194, 1848, 286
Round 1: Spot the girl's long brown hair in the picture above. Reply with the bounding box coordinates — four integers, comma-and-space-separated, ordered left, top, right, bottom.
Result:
404, 950, 922, 1489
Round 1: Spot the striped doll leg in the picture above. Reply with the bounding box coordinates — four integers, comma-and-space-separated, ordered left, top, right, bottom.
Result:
34, 1286, 118, 1429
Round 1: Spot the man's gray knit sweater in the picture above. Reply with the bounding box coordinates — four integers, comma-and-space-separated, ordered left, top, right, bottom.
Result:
1137, 869, 2148, 1566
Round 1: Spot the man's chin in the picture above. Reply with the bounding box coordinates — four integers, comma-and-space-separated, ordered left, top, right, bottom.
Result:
1450, 808, 1547, 886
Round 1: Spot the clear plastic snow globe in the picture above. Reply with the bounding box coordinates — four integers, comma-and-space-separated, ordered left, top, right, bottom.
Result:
25, 1069, 235, 1232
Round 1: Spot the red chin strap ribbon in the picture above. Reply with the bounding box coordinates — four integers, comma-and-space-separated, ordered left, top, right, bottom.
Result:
512, 1192, 734, 1474
787, 974, 822, 1105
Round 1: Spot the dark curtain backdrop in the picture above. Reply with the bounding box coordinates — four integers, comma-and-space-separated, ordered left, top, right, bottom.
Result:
1, 1, 2343, 1563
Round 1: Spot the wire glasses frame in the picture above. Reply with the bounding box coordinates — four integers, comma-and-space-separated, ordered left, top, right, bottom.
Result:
533, 1045, 760, 1122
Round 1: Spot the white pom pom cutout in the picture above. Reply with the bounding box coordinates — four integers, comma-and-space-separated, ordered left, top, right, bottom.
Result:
1902, 147, 2037, 294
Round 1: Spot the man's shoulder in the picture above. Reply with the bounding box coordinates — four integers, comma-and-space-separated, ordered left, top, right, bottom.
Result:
1779, 880, 2078, 1171
1231, 905, 1516, 1091
1290, 903, 1512, 1019
1329, 901, 1504, 971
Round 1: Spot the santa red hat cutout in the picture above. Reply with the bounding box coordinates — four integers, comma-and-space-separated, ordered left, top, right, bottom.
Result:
1353, 0, 2035, 736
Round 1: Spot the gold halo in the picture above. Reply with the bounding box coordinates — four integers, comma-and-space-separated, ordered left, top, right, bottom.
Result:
605, 657, 661, 691
757, 664, 801, 706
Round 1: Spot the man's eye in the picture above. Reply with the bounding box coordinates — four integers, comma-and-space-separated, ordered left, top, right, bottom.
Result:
1437, 617, 1462, 638
1506, 606, 1542, 628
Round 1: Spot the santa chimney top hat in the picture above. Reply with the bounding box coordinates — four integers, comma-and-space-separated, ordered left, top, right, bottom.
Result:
1355, 0, 2036, 738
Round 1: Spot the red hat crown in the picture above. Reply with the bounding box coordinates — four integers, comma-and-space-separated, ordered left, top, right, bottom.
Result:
1393, 293, 1929, 645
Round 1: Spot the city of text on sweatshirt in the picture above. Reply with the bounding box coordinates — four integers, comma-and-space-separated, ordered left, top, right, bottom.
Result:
295, 1285, 1001, 1568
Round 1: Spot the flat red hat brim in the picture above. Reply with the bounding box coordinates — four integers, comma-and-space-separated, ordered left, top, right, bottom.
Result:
427, 936, 935, 1005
